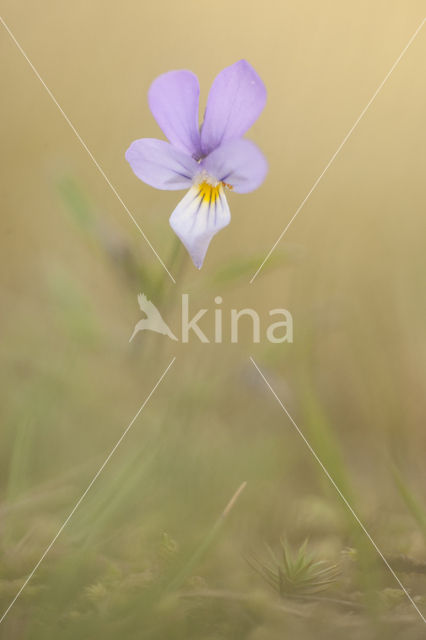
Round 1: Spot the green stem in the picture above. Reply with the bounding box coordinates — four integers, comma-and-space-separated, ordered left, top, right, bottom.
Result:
166, 482, 247, 592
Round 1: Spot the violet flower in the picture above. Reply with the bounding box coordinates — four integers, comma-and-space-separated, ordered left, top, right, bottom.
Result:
126, 60, 267, 269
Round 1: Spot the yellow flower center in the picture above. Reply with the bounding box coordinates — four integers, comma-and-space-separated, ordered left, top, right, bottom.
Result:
198, 181, 220, 203
197, 181, 233, 204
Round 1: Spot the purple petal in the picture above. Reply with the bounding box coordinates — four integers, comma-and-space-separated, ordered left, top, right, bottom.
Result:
125, 138, 199, 190
200, 60, 266, 155
148, 70, 202, 157
169, 184, 231, 268
202, 138, 268, 193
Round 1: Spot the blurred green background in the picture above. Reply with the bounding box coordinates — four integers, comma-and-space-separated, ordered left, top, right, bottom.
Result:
1, 1, 426, 638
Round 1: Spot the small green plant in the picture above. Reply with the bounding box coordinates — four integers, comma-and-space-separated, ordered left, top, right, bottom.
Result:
250, 539, 339, 597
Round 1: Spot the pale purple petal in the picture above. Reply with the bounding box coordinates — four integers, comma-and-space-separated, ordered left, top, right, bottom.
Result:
148, 70, 202, 157
202, 138, 268, 193
169, 184, 231, 268
125, 139, 199, 190
200, 60, 266, 155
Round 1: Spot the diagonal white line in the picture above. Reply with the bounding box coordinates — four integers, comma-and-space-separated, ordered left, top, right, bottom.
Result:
249, 356, 426, 624
0, 357, 176, 625
249, 17, 425, 283
0, 15, 176, 284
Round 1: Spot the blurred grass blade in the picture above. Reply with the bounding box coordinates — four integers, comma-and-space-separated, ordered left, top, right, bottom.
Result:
391, 463, 426, 534
6, 420, 35, 502
212, 250, 289, 286
56, 176, 95, 232
167, 482, 247, 592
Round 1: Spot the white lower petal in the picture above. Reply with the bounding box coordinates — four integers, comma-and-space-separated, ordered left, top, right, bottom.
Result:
169, 182, 231, 268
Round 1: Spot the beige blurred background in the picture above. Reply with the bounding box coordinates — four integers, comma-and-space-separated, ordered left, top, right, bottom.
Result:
1, 1, 426, 638
2, 0, 426, 445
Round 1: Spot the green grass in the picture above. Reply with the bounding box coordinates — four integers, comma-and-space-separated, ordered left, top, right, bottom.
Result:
0, 178, 425, 639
